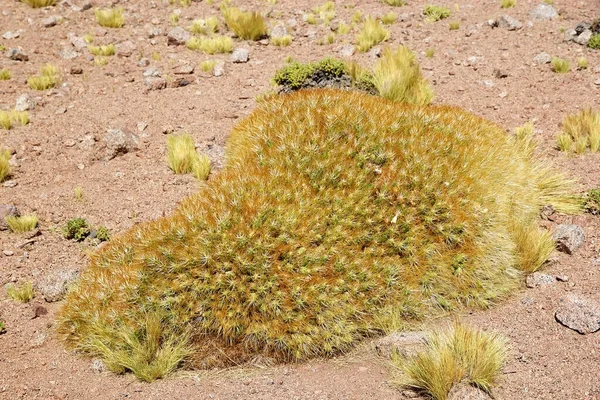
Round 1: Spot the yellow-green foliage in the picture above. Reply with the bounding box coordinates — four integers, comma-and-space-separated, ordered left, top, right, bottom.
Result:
272, 57, 346, 89
585, 189, 600, 215
88, 44, 115, 56
501, 0, 516, 8
352, 10, 363, 23
6, 282, 35, 303
372, 46, 434, 105
304, 13, 317, 24
5, 214, 38, 233
381, 12, 397, 25
449, 21, 460, 30
0, 110, 29, 130
58, 90, 578, 375
312, 1, 336, 24
425, 48, 435, 58
170, 13, 179, 26
27, 63, 60, 90
394, 323, 507, 400
356, 17, 390, 52
186, 36, 233, 54
577, 57, 588, 69
188, 17, 219, 35
167, 133, 198, 174
423, 5, 451, 22
0, 69, 11, 80
199, 59, 218, 73
338, 22, 351, 34
95, 7, 125, 28
383, 0, 406, 5
0, 149, 10, 182
551, 57, 570, 73
192, 154, 211, 181
222, 7, 267, 40
556, 108, 600, 153
271, 35, 293, 46
20, 0, 56, 7
83, 33, 94, 44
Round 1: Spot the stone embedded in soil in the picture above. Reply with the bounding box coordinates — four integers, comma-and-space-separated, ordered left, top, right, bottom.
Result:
526, 272, 557, 288
143, 67, 161, 77
169, 77, 191, 88
174, 65, 194, 75
101, 129, 140, 160
530, 4, 558, 20
213, 61, 225, 77
137, 58, 150, 67
91, 359, 107, 373
574, 29, 592, 46
68, 33, 87, 51
6, 48, 29, 61
145, 77, 167, 91
0, 205, 19, 231
555, 294, 600, 334
534, 52, 552, 64
37, 268, 79, 302
448, 383, 492, 400
43, 16, 62, 28
231, 48, 249, 63
373, 331, 427, 358
32, 305, 48, 319
270, 23, 288, 39
70, 66, 83, 75
497, 15, 522, 31
116, 41, 136, 58
339, 44, 356, 57
553, 224, 585, 255
15, 94, 35, 112
167, 27, 191, 46
2, 30, 21, 40
60, 48, 79, 60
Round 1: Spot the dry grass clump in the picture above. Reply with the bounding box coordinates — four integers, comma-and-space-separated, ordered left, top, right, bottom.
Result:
95, 7, 124, 28
199, 59, 218, 73
5, 214, 38, 233
188, 17, 219, 35
27, 63, 60, 90
186, 36, 233, 54
222, 7, 267, 40
20, 0, 56, 7
88, 44, 115, 56
556, 108, 600, 153
551, 57, 570, 73
356, 17, 390, 52
372, 46, 434, 105
393, 323, 507, 400
6, 282, 35, 303
0, 110, 30, 130
0, 69, 11, 80
167, 133, 211, 180
271, 35, 293, 46
383, 0, 406, 5
312, 1, 336, 24
585, 189, 600, 215
501, 0, 516, 8
0, 149, 10, 182
58, 89, 578, 379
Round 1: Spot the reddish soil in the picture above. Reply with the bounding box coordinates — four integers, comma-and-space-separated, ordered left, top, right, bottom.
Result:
1, 0, 599, 399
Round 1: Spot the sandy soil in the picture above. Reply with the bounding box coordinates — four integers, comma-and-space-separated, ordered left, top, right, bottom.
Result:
1, 0, 599, 399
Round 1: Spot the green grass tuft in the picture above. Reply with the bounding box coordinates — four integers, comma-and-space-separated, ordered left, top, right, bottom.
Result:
187, 17, 219, 35
382, 0, 406, 5
588, 34, 600, 49
88, 44, 115, 56
423, 5, 451, 22
95, 7, 125, 28
0, 149, 10, 182
186, 36, 233, 54
5, 214, 38, 233
20, 0, 56, 7
6, 282, 35, 303
585, 189, 600, 215
222, 7, 267, 40
0, 68, 11, 80
500, 0, 516, 8
356, 17, 390, 52
27, 63, 60, 90
0, 110, 30, 130
271, 35, 293, 46
551, 57, 570, 73
556, 108, 600, 153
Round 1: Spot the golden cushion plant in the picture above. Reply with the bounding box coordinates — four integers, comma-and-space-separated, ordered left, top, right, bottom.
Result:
57, 90, 578, 379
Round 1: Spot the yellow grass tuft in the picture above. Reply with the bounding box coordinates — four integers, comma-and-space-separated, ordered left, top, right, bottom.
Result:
423, 5, 451, 22
186, 36, 233, 54
95, 7, 125, 28
551, 57, 570, 73
222, 7, 267, 41
0, 110, 30, 130
188, 17, 219, 35
372, 46, 434, 105
383, 0, 406, 5
192, 154, 211, 181
199, 59, 218, 73
87, 44, 115, 56
5, 214, 39, 233
27, 63, 60, 90
6, 282, 35, 303
556, 108, 600, 153
0, 68, 11, 80
356, 17, 390, 52
20, 0, 56, 7
393, 323, 507, 399
501, 0, 516, 8
0, 149, 10, 182
167, 133, 211, 181
271, 35, 293, 46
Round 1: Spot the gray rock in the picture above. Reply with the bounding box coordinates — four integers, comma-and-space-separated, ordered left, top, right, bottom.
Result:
231, 48, 249, 63
574, 29, 593, 46
373, 331, 427, 358
213, 61, 225, 77
2, 31, 21, 40
526, 272, 556, 288
145, 77, 167, 91
0, 205, 19, 231
448, 383, 492, 400
37, 268, 79, 302
270, 23, 288, 39
169, 77, 191, 88
102, 129, 140, 160
42, 15, 61, 28
68, 33, 87, 50
533, 52, 552, 64
148, 27, 163, 38
15, 94, 35, 112
6, 48, 29, 61
497, 15, 522, 31
91, 359, 107, 373
575, 22, 591, 35
555, 294, 600, 334
60, 48, 79, 60
369, 46, 382, 58
167, 27, 191, 46
339, 44, 355, 57
116, 41, 136, 57
143, 67, 161, 77
553, 224, 585, 255
137, 58, 150, 67
174, 64, 194, 75
530, 4, 558, 20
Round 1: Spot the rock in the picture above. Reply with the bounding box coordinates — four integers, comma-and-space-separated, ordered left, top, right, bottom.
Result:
70, 66, 83, 74
2, 31, 21, 40
521, 296, 535, 306
145, 77, 167, 91
32, 304, 48, 319
553, 224, 585, 255
526, 272, 556, 288
369, 46, 382, 58
530, 4, 558, 20
42, 15, 61, 28
68, 33, 87, 50
6, 48, 29, 61
15, 94, 35, 112
448, 383, 492, 400
167, 27, 191, 46
3, 250, 14, 256
373, 331, 427, 358
174, 64, 194, 75
494, 69, 508, 79
213, 61, 225, 77
37, 268, 79, 302
563, 29, 577, 42
101, 129, 140, 160
60, 48, 79, 60
339, 44, 355, 57
143, 67, 161, 77
497, 15, 522, 31
574, 29, 592, 46
270, 23, 288, 39
91, 359, 107, 373
555, 294, 600, 334
116, 41, 136, 57
231, 48, 249, 63
540, 204, 555, 220
533, 52, 552, 64
169, 77, 191, 88
148, 27, 163, 38
3, 180, 17, 188
137, 122, 148, 132
0, 205, 19, 230
137, 58, 150, 67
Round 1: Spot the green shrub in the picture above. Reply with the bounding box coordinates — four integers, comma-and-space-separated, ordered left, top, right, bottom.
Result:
585, 189, 600, 214
423, 5, 451, 22
58, 89, 579, 378
96, 226, 111, 242
588, 34, 600, 49
64, 218, 90, 241
551, 57, 570, 73
272, 57, 346, 90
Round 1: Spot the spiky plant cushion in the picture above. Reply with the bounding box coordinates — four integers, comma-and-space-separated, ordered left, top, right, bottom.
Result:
58, 89, 577, 374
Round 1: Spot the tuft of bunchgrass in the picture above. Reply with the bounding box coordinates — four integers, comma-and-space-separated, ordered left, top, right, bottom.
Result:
27, 63, 60, 90
199, 59, 218, 73
372, 46, 434, 105
272, 57, 346, 89
382, 0, 406, 5
6, 282, 35, 303
556, 108, 600, 153
500, 0, 515, 8
192, 154, 211, 181
423, 5, 451, 22
95, 7, 125, 28
58, 89, 579, 375
0, 110, 29, 130
551, 57, 570, 73
87, 44, 115, 56
381, 12, 397, 25
187, 17, 219, 35
393, 323, 507, 400
425, 48, 435, 58
449, 21, 460, 30
584, 189, 600, 215
356, 17, 390, 52
167, 133, 211, 181
312, 1, 336, 25
222, 7, 267, 40
186, 36, 233, 54
5, 214, 38, 233
0, 149, 10, 182
0, 69, 11, 80
577, 57, 588, 70
588, 34, 600, 49
20, 0, 56, 7
271, 35, 293, 46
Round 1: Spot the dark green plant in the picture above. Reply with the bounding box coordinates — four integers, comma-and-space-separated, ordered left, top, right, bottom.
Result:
585, 189, 600, 214
58, 89, 579, 379
0, 321, 5, 334
272, 57, 345, 90
96, 226, 111, 242
588, 34, 600, 50
64, 218, 90, 241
